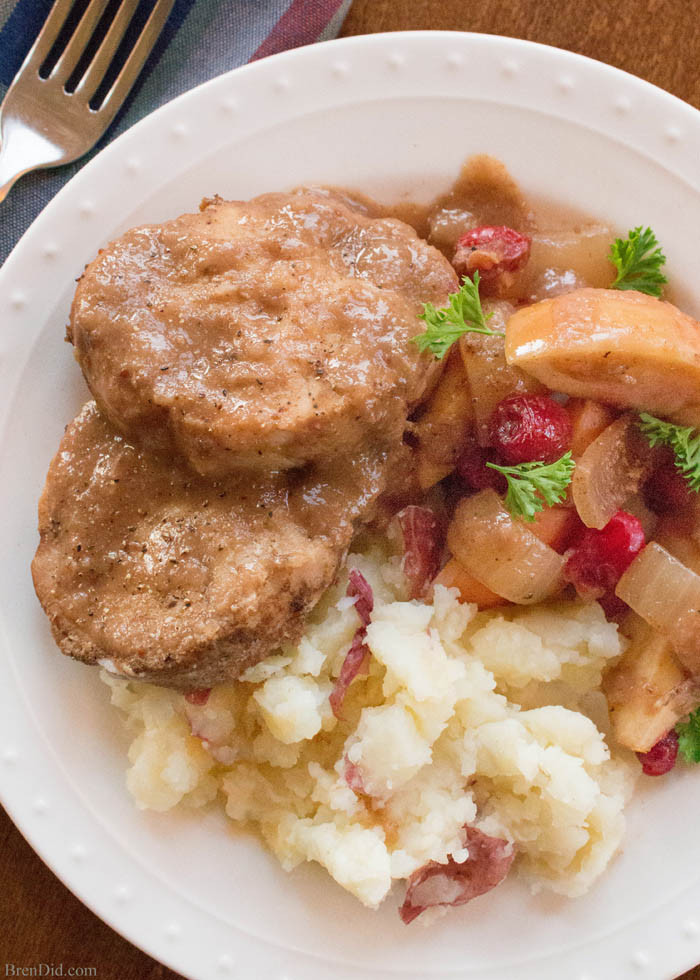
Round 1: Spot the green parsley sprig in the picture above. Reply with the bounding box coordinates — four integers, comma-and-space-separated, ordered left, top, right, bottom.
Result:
677, 708, 700, 763
486, 451, 576, 522
638, 412, 700, 493
609, 226, 667, 298
413, 273, 503, 360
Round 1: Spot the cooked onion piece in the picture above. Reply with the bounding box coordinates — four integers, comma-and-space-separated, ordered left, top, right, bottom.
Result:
506, 288, 700, 426
604, 613, 691, 753
655, 518, 700, 575
572, 415, 653, 529
519, 225, 614, 302
615, 542, 700, 673
447, 489, 565, 604
459, 301, 543, 445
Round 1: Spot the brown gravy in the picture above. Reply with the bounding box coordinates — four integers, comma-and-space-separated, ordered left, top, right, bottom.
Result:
33, 154, 617, 690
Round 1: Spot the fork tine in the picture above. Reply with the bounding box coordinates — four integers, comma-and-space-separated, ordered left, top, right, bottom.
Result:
99, 0, 174, 115
74, 0, 139, 104
19, 0, 76, 71
50, 0, 111, 88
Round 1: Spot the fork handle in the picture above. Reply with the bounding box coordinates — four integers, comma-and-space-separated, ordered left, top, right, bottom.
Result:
0, 114, 65, 204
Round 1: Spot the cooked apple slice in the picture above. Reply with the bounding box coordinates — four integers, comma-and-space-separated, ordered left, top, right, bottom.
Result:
506, 288, 700, 426
604, 614, 692, 753
413, 349, 472, 490
567, 398, 617, 458
460, 300, 543, 445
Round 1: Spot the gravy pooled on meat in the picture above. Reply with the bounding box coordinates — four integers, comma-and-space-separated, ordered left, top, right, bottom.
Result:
69, 190, 456, 476
32, 402, 388, 689
38, 158, 605, 689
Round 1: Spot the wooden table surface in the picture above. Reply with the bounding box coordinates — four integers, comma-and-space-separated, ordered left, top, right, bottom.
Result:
4, 1, 700, 977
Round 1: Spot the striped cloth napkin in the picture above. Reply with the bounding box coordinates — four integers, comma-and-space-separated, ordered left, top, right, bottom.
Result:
0, 0, 352, 266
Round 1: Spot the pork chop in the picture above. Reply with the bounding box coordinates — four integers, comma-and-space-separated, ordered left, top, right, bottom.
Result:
69, 190, 456, 476
32, 402, 387, 689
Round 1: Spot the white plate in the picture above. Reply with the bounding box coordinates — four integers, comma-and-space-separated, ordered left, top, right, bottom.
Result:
2, 30, 700, 980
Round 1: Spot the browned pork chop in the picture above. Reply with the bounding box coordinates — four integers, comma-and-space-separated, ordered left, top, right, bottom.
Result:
69, 190, 456, 476
32, 402, 387, 689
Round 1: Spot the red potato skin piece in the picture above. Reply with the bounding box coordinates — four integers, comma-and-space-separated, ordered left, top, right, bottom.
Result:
347, 569, 373, 626
184, 688, 211, 705
399, 826, 514, 925
329, 570, 374, 718
330, 633, 371, 718
344, 758, 367, 795
394, 505, 444, 600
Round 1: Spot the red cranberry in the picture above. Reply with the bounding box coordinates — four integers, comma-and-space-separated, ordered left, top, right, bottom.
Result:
455, 444, 507, 493
452, 226, 531, 296
598, 591, 629, 621
564, 510, 645, 600
644, 448, 693, 513
636, 730, 679, 776
489, 394, 573, 465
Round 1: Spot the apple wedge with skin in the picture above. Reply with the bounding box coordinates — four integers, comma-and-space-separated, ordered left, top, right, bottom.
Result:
505, 288, 700, 427
604, 613, 692, 754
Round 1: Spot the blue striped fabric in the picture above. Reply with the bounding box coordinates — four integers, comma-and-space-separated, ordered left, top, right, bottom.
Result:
0, 0, 351, 265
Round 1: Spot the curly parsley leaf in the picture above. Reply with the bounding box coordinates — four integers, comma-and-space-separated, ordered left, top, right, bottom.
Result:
486, 452, 576, 522
638, 412, 700, 493
677, 708, 700, 763
609, 226, 667, 297
413, 272, 503, 360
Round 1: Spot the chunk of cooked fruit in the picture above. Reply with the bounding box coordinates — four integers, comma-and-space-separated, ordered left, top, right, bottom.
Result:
455, 443, 507, 493
567, 398, 617, 458
488, 393, 572, 465
572, 415, 653, 529
505, 288, 700, 427
447, 489, 565, 604
529, 505, 581, 552
413, 349, 472, 490
459, 301, 544, 445
636, 730, 679, 776
564, 510, 645, 600
452, 226, 531, 297
604, 615, 689, 753
644, 447, 696, 514
433, 558, 506, 609
620, 492, 658, 541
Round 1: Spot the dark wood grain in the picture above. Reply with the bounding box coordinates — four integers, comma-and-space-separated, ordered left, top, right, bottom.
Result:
341, 0, 700, 111
4, 2, 700, 979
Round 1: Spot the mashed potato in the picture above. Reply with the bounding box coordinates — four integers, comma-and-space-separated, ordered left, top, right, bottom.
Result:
102, 545, 637, 913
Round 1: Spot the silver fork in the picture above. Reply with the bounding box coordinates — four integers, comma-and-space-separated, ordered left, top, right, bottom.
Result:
0, 0, 174, 204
